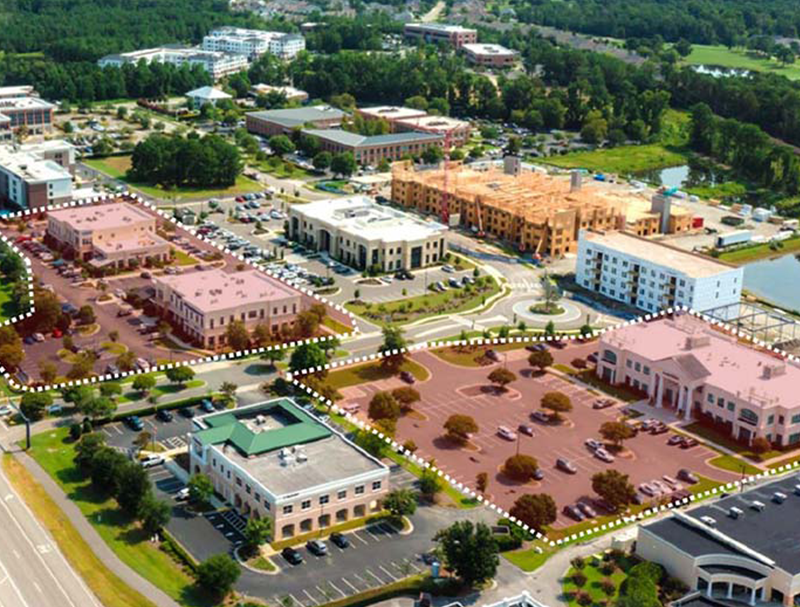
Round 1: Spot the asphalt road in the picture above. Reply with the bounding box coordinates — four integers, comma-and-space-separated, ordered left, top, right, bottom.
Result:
0, 467, 102, 607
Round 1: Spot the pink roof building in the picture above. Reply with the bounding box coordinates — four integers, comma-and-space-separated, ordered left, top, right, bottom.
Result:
598, 315, 800, 447
154, 269, 301, 350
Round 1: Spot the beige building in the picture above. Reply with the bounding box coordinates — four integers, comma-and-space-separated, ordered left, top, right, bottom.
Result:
189, 399, 389, 540
153, 269, 301, 349
45, 201, 170, 268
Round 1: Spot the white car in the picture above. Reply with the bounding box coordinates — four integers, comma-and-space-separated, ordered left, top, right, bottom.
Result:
442, 264, 455, 273
497, 426, 517, 441
584, 438, 602, 451
639, 483, 657, 497
594, 448, 615, 463
33, 332, 45, 342
140, 454, 164, 468
175, 487, 190, 501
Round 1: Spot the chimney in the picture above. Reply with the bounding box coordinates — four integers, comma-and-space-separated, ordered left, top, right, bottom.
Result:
570, 170, 582, 192
503, 155, 521, 177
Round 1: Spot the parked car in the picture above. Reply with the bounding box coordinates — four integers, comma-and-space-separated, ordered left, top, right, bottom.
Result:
531, 410, 551, 423
282, 547, 304, 565
556, 458, 578, 474
533, 468, 544, 481
442, 264, 455, 273
486, 349, 500, 362
497, 426, 517, 441
594, 448, 615, 463
179, 407, 195, 418
175, 487, 190, 501
577, 501, 597, 518
584, 438, 602, 451
200, 399, 215, 413
32, 332, 45, 342
140, 454, 164, 469
563, 504, 584, 521
667, 435, 685, 446
678, 469, 699, 484
651, 424, 669, 435
518, 424, 534, 437
525, 343, 547, 352
306, 540, 328, 556
400, 371, 415, 384
592, 398, 615, 409
329, 532, 349, 548
126, 416, 144, 431
681, 438, 699, 449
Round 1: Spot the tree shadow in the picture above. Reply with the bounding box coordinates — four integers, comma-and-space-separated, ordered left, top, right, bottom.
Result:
432, 436, 465, 451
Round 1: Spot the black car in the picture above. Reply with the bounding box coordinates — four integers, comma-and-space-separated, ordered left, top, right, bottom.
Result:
200, 399, 215, 413
400, 371, 415, 384
525, 343, 547, 353
518, 424, 534, 437
156, 409, 174, 422
329, 532, 349, 549
281, 547, 303, 565
179, 407, 196, 418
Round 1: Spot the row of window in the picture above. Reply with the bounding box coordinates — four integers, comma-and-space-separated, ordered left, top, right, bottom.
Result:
281, 481, 383, 515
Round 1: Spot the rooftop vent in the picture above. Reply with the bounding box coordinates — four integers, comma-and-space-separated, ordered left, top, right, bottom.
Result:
762, 362, 787, 379
685, 335, 710, 350
296, 451, 308, 463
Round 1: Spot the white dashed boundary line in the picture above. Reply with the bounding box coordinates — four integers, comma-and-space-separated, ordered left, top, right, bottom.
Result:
0, 191, 358, 392
289, 305, 800, 547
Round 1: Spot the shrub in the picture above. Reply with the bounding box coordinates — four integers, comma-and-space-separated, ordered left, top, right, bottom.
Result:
572, 571, 588, 588
493, 533, 522, 552
576, 591, 592, 606
571, 556, 585, 570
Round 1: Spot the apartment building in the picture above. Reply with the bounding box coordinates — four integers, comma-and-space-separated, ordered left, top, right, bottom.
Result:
0, 141, 75, 210
202, 27, 305, 60
153, 269, 301, 349
638, 474, 800, 606
98, 47, 247, 81
598, 315, 800, 446
245, 105, 345, 137
302, 129, 444, 165
462, 43, 518, 68
46, 201, 169, 268
189, 399, 389, 540
0, 95, 56, 139
576, 230, 742, 315
403, 23, 477, 48
289, 195, 447, 271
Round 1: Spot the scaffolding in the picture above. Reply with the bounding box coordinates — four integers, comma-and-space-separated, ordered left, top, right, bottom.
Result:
704, 300, 800, 352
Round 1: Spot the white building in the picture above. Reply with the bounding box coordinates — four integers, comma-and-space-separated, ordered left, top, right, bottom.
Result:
189, 399, 389, 540
202, 27, 305, 60
98, 47, 247, 81
269, 33, 305, 59
576, 230, 743, 316
288, 195, 447, 271
462, 43, 518, 67
0, 142, 74, 209
250, 84, 308, 103
185, 86, 232, 108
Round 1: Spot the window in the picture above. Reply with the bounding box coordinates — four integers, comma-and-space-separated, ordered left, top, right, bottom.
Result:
768, 414, 775, 424
601, 350, 618, 364
626, 360, 632, 369
283, 505, 293, 514
739, 408, 759, 425
643, 366, 650, 375
301, 499, 311, 510
319, 495, 330, 505
707, 393, 714, 404
727, 402, 735, 412
634, 362, 641, 372
355, 485, 365, 495
792, 414, 800, 425
337, 490, 347, 500
372, 481, 382, 491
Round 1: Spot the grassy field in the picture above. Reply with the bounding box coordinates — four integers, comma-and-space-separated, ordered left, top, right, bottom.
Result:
85, 155, 263, 201
543, 144, 687, 174
26, 428, 213, 607
323, 359, 430, 391
118, 379, 205, 403
708, 454, 762, 476
684, 44, 800, 80
2, 454, 160, 607
716, 235, 800, 264
683, 422, 786, 462
502, 543, 556, 572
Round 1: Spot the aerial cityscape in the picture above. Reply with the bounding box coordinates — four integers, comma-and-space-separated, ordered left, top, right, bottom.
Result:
2, 2, 800, 607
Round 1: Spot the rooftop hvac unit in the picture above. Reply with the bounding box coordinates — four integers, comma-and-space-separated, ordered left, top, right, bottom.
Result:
296, 451, 308, 463
279, 447, 289, 458
256, 414, 266, 425
280, 454, 294, 466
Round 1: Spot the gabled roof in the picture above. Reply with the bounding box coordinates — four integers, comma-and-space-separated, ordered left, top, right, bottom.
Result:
657, 353, 712, 382
185, 86, 232, 100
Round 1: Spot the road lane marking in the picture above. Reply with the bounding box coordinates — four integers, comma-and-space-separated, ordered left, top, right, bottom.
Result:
302, 589, 317, 605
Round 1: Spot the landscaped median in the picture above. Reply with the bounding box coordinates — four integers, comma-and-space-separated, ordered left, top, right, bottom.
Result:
22, 427, 215, 607
2, 453, 159, 607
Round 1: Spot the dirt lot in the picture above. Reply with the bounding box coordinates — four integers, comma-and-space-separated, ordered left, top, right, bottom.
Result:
337, 343, 737, 527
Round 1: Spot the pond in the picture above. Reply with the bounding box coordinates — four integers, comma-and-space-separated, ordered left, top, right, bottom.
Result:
635, 161, 727, 191
743, 253, 800, 312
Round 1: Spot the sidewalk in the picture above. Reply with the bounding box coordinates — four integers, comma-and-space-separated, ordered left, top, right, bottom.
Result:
12, 448, 179, 607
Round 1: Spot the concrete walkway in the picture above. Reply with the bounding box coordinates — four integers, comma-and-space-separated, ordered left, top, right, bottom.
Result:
12, 448, 179, 607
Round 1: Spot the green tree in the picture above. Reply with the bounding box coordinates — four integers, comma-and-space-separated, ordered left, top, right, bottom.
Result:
487, 367, 516, 391
80, 396, 117, 420
289, 342, 327, 375
443, 414, 478, 445
368, 391, 401, 421
116, 462, 151, 516
591, 469, 637, 511
138, 493, 171, 535
527, 350, 554, 372
242, 517, 272, 555
504, 454, 539, 482
165, 366, 195, 386
225, 319, 250, 351
195, 554, 241, 598
132, 374, 157, 395
330, 152, 357, 177
74, 433, 106, 472
379, 324, 407, 371
269, 135, 295, 157
261, 348, 286, 368
419, 467, 442, 498
421, 145, 444, 164
383, 488, 417, 517
391, 386, 420, 412
99, 382, 122, 399
20, 392, 52, 421
313, 151, 332, 171
354, 429, 386, 457
434, 521, 498, 587
509, 494, 557, 532
78, 304, 96, 325
188, 473, 214, 505
540, 391, 572, 421
599, 421, 635, 449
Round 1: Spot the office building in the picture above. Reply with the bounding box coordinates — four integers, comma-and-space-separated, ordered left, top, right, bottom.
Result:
46, 201, 170, 268
638, 474, 800, 606
357, 106, 472, 146
250, 84, 308, 103
202, 27, 305, 60
576, 230, 742, 315
302, 129, 444, 166
597, 315, 800, 446
462, 43, 518, 67
189, 398, 389, 539
153, 269, 301, 349
0, 95, 56, 139
288, 195, 447, 271
98, 47, 247, 81
355, 106, 428, 129
245, 105, 345, 137
0, 141, 75, 210
403, 23, 477, 48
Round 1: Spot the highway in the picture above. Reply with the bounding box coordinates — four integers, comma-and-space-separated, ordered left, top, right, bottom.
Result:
0, 466, 101, 607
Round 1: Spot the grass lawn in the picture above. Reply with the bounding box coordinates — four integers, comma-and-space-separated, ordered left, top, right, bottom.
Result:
684, 180, 748, 201
322, 316, 354, 335
119, 379, 205, 403
0, 281, 20, 321
247, 555, 276, 572
683, 422, 784, 462
322, 359, 430, 391
708, 454, 762, 476
346, 278, 501, 328
543, 144, 687, 174
2, 455, 159, 607
554, 365, 643, 403
683, 44, 800, 81
502, 543, 556, 572
171, 249, 197, 266
432, 342, 528, 368
86, 155, 263, 201
255, 158, 315, 180
102, 341, 128, 356
562, 553, 636, 606
716, 235, 800, 264
25, 428, 213, 607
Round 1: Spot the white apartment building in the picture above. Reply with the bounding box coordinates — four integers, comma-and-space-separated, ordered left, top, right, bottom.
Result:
189, 399, 389, 540
576, 230, 743, 316
202, 28, 305, 60
0, 142, 74, 210
98, 47, 247, 81
289, 195, 448, 271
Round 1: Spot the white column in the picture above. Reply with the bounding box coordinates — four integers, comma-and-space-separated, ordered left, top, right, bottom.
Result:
727, 583, 733, 599
655, 376, 664, 409
677, 386, 686, 414
750, 586, 756, 606
707, 581, 713, 597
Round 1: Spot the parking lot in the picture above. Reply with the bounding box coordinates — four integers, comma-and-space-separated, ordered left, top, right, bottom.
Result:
336, 344, 739, 527
101, 411, 195, 452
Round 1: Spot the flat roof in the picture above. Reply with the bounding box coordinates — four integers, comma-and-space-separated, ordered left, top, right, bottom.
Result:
0, 86, 35, 98
303, 128, 443, 148
581, 230, 734, 279
48, 201, 154, 230
292, 195, 446, 242
603, 316, 800, 409
0, 148, 71, 183
0, 96, 55, 111
396, 114, 471, 132
251, 84, 307, 98
463, 43, 516, 56
645, 474, 800, 573
358, 106, 428, 121
196, 399, 386, 496
155, 268, 298, 313
93, 233, 169, 255
405, 22, 476, 34
247, 105, 345, 129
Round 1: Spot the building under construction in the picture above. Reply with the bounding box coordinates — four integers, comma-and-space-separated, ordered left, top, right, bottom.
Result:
390, 159, 694, 257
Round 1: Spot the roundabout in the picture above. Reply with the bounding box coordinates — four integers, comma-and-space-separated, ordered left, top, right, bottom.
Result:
512, 298, 584, 325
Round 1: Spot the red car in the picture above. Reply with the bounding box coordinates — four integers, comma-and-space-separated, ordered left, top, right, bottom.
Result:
52, 328, 63, 338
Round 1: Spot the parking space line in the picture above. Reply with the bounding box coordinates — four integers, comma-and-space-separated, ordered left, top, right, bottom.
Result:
326, 582, 345, 598
378, 564, 397, 581
302, 589, 317, 605
340, 577, 359, 594
365, 569, 384, 585
288, 593, 305, 607
351, 532, 369, 545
